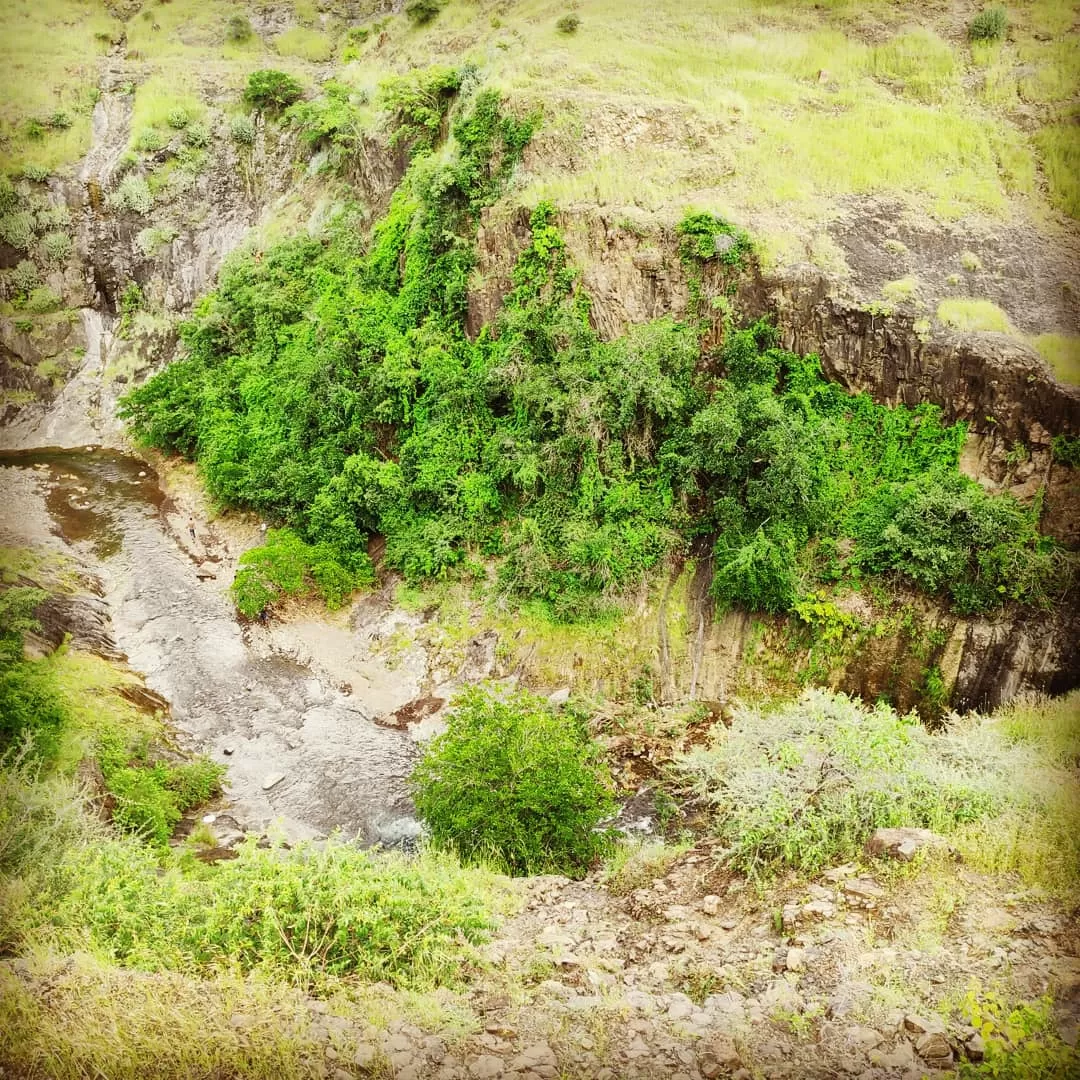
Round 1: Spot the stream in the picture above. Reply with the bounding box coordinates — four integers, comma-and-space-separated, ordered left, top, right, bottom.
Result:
0, 447, 421, 846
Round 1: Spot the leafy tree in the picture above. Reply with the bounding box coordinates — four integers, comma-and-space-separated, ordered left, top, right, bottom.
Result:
243, 69, 303, 112
412, 688, 615, 876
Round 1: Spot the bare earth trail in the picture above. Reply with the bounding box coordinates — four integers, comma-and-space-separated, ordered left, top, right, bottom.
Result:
0, 447, 420, 845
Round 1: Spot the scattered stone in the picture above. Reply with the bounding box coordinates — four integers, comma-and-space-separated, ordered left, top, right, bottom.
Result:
222, 746, 234, 756
714, 233, 737, 256
842, 878, 886, 902
916, 1031, 953, 1066
720, 917, 738, 930
262, 772, 285, 791
467, 1054, 504, 1079
803, 899, 836, 920
867, 827, 941, 861
904, 1014, 947, 1036
333, 1070, 352, 1080
708, 1036, 741, 1069
701, 895, 721, 916
202, 813, 217, 824
353, 1042, 377, 1069
823, 864, 858, 882
965, 1033, 986, 1062
547, 687, 571, 706
785, 947, 806, 972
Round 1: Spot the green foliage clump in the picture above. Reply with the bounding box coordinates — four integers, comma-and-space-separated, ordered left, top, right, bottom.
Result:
109, 175, 153, 214
676, 689, 1007, 879
133, 127, 165, 152
21, 165, 50, 183
0, 210, 35, 251
135, 225, 177, 258
9, 259, 39, 295
379, 66, 462, 154
183, 120, 210, 148
556, 14, 581, 34
41, 231, 72, 264
22, 285, 62, 314
40, 835, 499, 992
243, 69, 303, 112
166, 108, 189, 130
285, 80, 368, 166
969, 5, 1008, 42
120, 83, 1072, 624
232, 528, 373, 619
225, 13, 253, 42
229, 114, 256, 145
0, 588, 65, 759
412, 688, 615, 876
955, 987, 1080, 1079
405, 0, 442, 26
101, 755, 224, 847
1052, 434, 1080, 468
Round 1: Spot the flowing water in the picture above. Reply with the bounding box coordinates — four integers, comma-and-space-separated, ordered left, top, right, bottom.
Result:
0, 447, 421, 845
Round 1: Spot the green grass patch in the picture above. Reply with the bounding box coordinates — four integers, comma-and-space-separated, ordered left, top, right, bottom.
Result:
676, 688, 1080, 894
1031, 333, 1080, 386
937, 298, 1016, 334
1034, 120, 1080, 220
273, 27, 334, 63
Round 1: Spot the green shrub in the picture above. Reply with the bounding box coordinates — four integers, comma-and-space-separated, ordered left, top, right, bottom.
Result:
23, 286, 62, 314
41, 231, 72, 264
412, 688, 616, 877
379, 66, 462, 153
20, 165, 49, 183
969, 5, 1007, 41
133, 127, 165, 152
405, 0, 442, 26
229, 114, 256, 144
119, 88, 1069, 623
1052, 435, 1080, 468
243, 69, 303, 112
166, 108, 189, 130
676, 689, 1012, 879
231, 528, 373, 618
183, 120, 210, 148
556, 14, 581, 34
41, 836, 500, 992
135, 225, 177, 257
0, 211, 35, 251
107, 758, 223, 846
0, 175, 16, 213
225, 13, 252, 42
46, 111, 73, 130
0, 589, 65, 759
9, 259, 39, 294
109, 175, 153, 214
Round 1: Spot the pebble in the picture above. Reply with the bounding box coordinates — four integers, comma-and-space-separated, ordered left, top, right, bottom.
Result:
262, 772, 285, 790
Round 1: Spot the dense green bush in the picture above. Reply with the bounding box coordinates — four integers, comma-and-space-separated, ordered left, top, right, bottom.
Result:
41, 231, 72, 264
412, 688, 616, 876
121, 74, 1073, 623
225, 13, 253, 42
405, 0, 442, 26
232, 528, 373, 618
39, 835, 499, 992
103, 757, 223, 846
243, 69, 303, 112
0, 589, 65, 759
109, 175, 153, 214
0, 210, 35, 251
969, 5, 1007, 41
676, 689, 1009, 879
22, 285, 62, 314
183, 120, 210, 148
556, 14, 581, 33
229, 114, 255, 144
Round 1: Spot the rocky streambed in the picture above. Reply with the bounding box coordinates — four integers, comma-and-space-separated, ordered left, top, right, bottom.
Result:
0, 447, 423, 845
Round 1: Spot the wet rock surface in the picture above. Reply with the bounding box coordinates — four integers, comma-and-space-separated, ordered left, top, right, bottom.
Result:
0, 448, 419, 844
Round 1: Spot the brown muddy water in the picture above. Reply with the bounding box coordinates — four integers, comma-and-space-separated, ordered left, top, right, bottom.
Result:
0, 447, 422, 846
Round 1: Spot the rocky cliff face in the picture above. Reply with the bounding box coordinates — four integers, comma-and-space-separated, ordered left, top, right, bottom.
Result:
2, 65, 1076, 714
